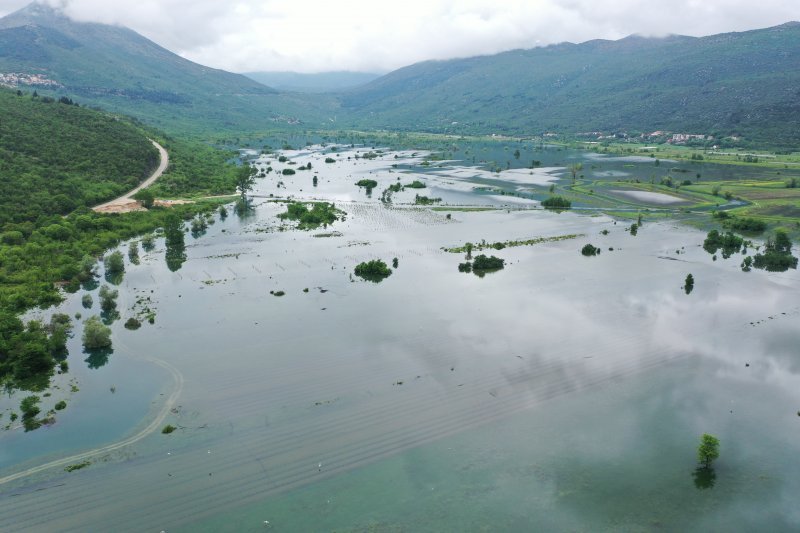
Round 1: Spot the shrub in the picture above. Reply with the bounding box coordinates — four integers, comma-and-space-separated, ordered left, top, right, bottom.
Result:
82, 316, 112, 350
471, 255, 504, 271
161, 424, 176, 434
104, 251, 125, 275
581, 244, 600, 256
354, 260, 392, 281
124, 317, 142, 330
541, 196, 571, 209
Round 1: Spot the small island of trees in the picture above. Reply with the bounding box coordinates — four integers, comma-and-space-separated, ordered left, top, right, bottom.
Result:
581, 244, 601, 256
541, 196, 572, 209
354, 259, 392, 282
278, 201, 342, 230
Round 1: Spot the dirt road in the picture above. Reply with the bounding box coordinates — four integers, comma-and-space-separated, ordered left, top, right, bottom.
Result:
92, 140, 169, 213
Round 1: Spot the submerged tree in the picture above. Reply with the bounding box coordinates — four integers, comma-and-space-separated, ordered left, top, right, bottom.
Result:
697, 434, 720, 468
684, 273, 695, 294
236, 164, 257, 200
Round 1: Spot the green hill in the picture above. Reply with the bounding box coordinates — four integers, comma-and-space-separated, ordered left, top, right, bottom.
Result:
0, 89, 158, 222
340, 23, 800, 147
0, 3, 334, 134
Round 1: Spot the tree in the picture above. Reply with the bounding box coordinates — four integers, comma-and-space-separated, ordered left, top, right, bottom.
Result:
82, 316, 112, 350
697, 434, 720, 468
236, 164, 257, 200
104, 251, 124, 275
570, 162, 583, 181
685, 273, 694, 294
133, 189, 155, 208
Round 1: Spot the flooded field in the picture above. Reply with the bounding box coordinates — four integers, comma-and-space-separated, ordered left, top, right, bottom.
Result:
1, 144, 799, 531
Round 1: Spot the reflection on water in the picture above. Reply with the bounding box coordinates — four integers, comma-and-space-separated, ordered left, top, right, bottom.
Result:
1, 143, 799, 531
84, 346, 113, 369
693, 466, 716, 490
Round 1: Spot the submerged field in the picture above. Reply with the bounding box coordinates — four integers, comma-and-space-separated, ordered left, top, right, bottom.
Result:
1, 144, 799, 531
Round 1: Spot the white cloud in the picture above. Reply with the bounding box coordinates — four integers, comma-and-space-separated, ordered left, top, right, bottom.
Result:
1, 0, 798, 73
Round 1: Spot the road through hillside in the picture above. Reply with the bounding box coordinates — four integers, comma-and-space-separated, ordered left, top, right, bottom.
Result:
92, 140, 168, 213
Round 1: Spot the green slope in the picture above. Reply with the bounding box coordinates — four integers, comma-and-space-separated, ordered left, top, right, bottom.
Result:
0, 89, 158, 222
0, 3, 334, 134
340, 23, 800, 146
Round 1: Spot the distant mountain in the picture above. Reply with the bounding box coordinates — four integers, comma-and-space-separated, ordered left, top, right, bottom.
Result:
243, 71, 381, 93
0, 3, 333, 134
341, 23, 800, 146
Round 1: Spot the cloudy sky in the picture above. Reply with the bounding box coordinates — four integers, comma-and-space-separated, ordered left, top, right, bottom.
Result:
1, 0, 799, 73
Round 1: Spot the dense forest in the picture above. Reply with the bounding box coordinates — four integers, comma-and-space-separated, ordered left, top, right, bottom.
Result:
0, 90, 158, 223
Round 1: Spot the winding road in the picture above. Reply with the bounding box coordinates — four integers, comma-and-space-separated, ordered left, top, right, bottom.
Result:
92, 140, 169, 213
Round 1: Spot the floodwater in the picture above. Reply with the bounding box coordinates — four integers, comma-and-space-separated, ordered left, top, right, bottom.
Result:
1, 145, 799, 532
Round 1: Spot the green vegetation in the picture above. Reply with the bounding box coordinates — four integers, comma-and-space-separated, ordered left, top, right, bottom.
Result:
124, 317, 142, 330
82, 316, 112, 350
133, 189, 154, 208
685, 274, 695, 295
0, 90, 158, 223
19, 395, 42, 431
354, 260, 392, 282
581, 244, 600, 256
0, 312, 68, 391
325, 157, 336, 163
697, 434, 720, 468
541, 196, 572, 209
278, 201, 343, 230
414, 194, 442, 205
472, 255, 505, 271
703, 230, 746, 259
65, 460, 91, 472
282, 168, 296, 176
54, 400, 67, 410
161, 424, 176, 434
356, 179, 378, 189
445, 234, 582, 254
235, 165, 257, 200
753, 231, 798, 272
104, 251, 125, 276
405, 180, 426, 189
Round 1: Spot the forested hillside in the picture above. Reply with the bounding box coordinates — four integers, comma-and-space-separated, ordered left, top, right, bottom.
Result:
0, 3, 333, 134
0, 89, 158, 222
341, 23, 800, 146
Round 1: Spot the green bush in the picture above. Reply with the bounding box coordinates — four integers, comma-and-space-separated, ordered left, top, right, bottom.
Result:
541, 196, 571, 209
354, 260, 392, 282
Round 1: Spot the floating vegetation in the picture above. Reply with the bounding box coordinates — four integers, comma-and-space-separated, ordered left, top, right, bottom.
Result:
703, 230, 746, 259
685, 273, 695, 294
541, 196, 572, 209
459, 254, 505, 277
444, 234, 582, 253
581, 244, 601, 256
752, 231, 798, 272
414, 194, 442, 205
354, 260, 392, 282
65, 460, 91, 472
277, 201, 344, 230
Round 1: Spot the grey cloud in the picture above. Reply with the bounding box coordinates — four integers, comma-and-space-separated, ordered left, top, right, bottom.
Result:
0, 0, 797, 72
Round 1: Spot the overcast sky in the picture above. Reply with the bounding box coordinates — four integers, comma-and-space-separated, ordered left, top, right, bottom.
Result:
1, 0, 799, 73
